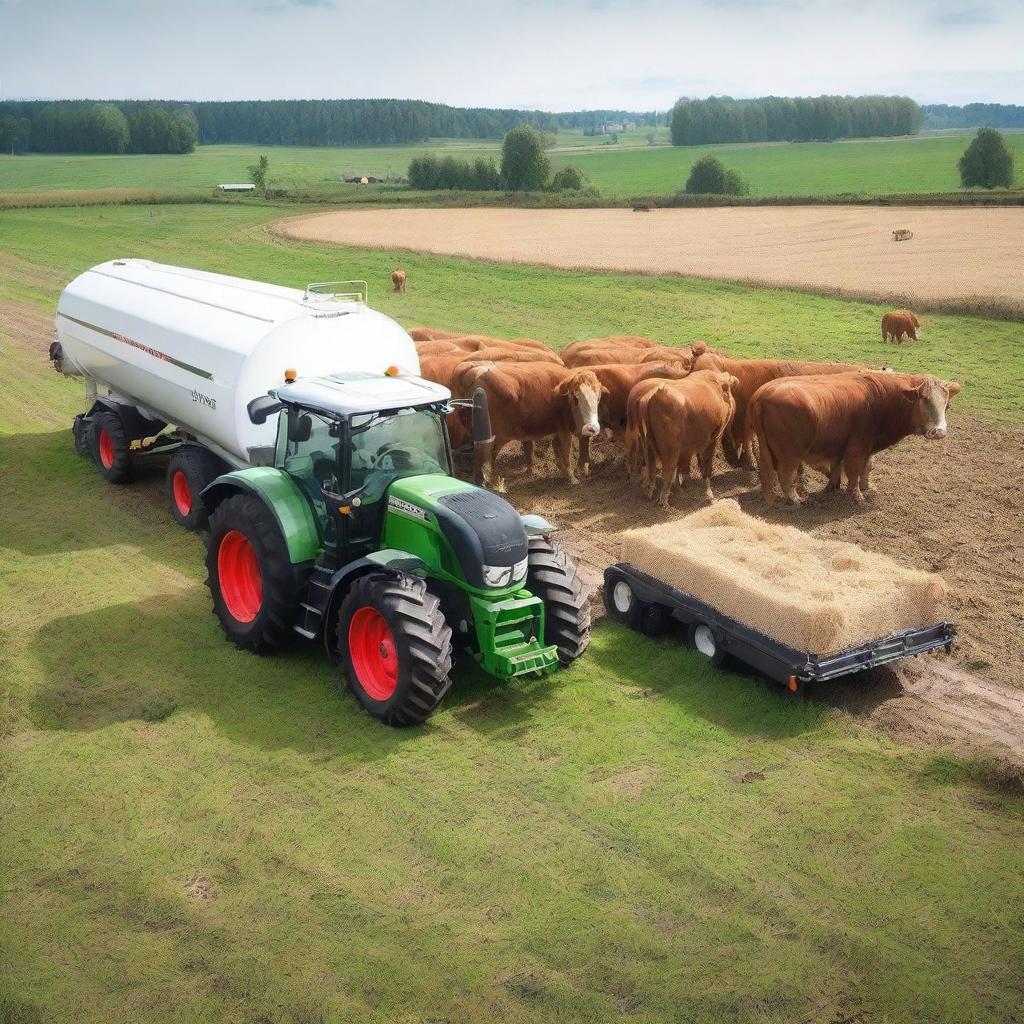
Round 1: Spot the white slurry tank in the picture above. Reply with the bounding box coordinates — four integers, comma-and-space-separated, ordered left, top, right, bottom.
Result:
53, 259, 420, 466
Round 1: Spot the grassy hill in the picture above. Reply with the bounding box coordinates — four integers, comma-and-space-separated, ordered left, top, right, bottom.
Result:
1, 131, 1022, 200
2, 203, 1023, 1023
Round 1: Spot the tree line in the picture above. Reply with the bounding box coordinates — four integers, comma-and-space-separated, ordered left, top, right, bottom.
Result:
923, 104, 1024, 131
0, 101, 197, 154
0, 99, 660, 152
670, 95, 922, 145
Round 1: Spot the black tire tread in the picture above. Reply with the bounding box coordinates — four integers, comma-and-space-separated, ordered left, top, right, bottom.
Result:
167, 446, 226, 530
204, 493, 299, 654
526, 535, 591, 665
338, 572, 453, 727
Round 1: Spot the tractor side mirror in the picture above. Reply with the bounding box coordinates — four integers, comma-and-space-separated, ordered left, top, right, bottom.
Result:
288, 413, 313, 443
471, 387, 493, 446
248, 394, 284, 425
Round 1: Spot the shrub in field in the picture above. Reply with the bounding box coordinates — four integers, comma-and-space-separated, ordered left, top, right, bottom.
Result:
248, 154, 269, 193
959, 128, 1015, 189
407, 154, 500, 190
550, 165, 585, 191
684, 155, 749, 195
501, 125, 550, 190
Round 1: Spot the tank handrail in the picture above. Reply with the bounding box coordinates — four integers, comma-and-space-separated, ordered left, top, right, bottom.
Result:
304, 280, 368, 304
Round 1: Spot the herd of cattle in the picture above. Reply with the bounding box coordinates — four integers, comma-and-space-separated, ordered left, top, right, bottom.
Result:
408, 320, 960, 510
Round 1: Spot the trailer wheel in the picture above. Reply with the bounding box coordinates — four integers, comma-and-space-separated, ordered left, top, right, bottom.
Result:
689, 622, 726, 668
89, 411, 132, 484
337, 572, 453, 727
527, 535, 591, 665
205, 493, 299, 653
166, 447, 224, 531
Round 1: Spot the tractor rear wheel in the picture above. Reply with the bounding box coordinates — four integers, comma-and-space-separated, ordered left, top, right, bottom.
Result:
89, 410, 132, 484
205, 493, 299, 653
526, 535, 591, 665
166, 447, 225, 531
337, 572, 453, 727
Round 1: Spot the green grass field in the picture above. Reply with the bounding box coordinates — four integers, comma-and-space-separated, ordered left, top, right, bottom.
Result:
2, 204, 1024, 1023
2, 131, 1022, 200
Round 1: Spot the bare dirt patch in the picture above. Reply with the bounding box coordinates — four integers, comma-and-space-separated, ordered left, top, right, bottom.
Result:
498, 414, 1024, 761
276, 206, 1024, 317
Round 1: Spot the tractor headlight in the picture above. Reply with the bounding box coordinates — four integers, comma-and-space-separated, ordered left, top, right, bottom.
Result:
482, 564, 513, 588
482, 556, 528, 589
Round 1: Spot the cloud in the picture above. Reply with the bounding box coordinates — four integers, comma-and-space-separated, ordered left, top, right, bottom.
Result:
929, 4, 998, 27
251, 0, 334, 11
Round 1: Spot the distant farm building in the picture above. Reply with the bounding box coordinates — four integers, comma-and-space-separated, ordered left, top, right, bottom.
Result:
217, 183, 256, 192
344, 175, 383, 185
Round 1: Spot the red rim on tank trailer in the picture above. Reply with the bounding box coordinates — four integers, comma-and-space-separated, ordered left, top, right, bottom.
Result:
98, 428, 115, 469
218, 530, 263, 623
348, 607, 399, 700
171, 471, 192, 516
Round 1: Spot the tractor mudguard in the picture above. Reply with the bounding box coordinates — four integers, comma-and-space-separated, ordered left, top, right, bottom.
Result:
321, 549, 428, 656
201, 467, 323, 565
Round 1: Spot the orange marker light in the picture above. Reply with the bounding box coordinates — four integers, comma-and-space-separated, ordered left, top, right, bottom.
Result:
385, 365, 400, 377
787, 676, 799, 692
284, 368, 298, 383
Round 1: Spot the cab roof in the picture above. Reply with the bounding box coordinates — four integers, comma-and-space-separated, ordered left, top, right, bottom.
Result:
277, 371, 451, 416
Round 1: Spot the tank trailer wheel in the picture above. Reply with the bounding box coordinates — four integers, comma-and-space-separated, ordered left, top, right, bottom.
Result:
88, 410, 132, 484
205, 494, 299, 654
527, 535, 591, 665
337, 572, 453, 727
166, 447, 224, 531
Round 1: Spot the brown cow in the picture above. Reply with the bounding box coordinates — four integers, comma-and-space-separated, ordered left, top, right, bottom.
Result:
409, 327, 466, 344
625, 371, 738, 507
391, 269, 407, 293
451, 362, 604, 487
565, 362, 691, 476
561, 335, 661, 362
414, 339, 465, 356
565, 345, 694, 370
749, 371, 960, 506
881, 310, 922, 342
691, 352, 866, 468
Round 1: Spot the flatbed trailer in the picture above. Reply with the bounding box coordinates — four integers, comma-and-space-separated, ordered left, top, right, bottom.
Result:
604, 562, 955, 694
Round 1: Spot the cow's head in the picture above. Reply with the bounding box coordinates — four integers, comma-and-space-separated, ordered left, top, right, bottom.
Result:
556, 370, 607, 437
903, 376, 961, 439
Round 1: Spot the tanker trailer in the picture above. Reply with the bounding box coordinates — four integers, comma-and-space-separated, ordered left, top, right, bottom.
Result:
51, 260, 590, 725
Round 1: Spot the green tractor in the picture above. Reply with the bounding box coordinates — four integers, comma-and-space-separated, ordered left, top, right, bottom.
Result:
200, 371, 590, 725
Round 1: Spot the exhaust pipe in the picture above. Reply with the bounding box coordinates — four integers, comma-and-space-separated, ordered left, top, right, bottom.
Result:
471, 387, 494, 487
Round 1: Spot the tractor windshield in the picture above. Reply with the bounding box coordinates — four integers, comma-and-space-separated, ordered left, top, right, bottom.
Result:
348, 407, 450, 500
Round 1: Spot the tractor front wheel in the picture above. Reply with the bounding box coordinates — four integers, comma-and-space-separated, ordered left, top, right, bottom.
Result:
527, 535, 591, 665
205, 494, 299, 653
337, 573, 453, 727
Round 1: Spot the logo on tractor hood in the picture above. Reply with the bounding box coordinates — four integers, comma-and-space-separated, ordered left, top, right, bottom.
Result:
388, 495, 429, 521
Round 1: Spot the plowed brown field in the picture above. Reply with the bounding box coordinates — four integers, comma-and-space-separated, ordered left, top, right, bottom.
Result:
276, 206, 1024, 316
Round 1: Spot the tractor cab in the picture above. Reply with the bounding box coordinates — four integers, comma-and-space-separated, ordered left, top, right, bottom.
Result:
250, 371, 454, 562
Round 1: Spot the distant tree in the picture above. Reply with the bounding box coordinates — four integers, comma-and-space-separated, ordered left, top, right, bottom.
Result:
685, 155, 748, 195
646, 130, 657, 146
0, 115, 31, 153
470, 156, 501, 190
501, 125, 550, 190
248, 154, 270, 193
541, 131, 558, 149
958, 127, 1015, 188
83, 103, 129, 154
550, 165, 585, 191
408, 154, 441, 189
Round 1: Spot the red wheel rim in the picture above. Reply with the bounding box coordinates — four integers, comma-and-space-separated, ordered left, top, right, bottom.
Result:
98, 428, 115, 469
217, 530, 262, 623
172, 470, 192, 516
349, 606, 398, 701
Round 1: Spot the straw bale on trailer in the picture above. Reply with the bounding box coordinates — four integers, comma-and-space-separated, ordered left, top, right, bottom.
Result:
620, 500, 946, 655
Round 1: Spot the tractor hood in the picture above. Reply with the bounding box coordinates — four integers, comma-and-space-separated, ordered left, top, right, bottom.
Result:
386, 476, 529, 591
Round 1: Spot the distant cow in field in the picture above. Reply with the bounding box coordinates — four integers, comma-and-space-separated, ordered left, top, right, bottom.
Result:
690, 352, 866, 468
881, 310, 922, 343
392, 269, 407, 293
892, 229, 913, 241
748, 371, 960, 506
625, 370, 739, 507
451, 362, 604, 487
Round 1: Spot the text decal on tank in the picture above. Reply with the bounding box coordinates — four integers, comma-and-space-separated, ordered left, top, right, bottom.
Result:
58, 312, 214, 381
388, 496, 429, 521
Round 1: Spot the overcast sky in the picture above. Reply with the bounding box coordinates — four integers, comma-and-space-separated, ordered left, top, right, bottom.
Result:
1, 0, 1022, 109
